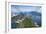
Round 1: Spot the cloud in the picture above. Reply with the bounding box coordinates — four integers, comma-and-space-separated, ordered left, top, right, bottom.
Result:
11, 5, 41, 14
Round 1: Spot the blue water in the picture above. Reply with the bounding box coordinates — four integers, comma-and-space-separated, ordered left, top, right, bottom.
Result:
20, 11, 41, 26
26, 12, 41, 26
32, 15, 41, 26
11, 11, 41, 28
11, 20, 16, 28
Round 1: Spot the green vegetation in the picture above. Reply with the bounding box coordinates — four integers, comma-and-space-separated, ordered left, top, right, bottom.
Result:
22, 17, 32, 28
11, 15, 33, 28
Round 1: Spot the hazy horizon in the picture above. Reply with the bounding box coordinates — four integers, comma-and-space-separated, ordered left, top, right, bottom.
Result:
11, 5, 41, 16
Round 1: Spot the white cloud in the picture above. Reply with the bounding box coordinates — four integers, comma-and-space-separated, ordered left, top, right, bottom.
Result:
11, 6, 41, 13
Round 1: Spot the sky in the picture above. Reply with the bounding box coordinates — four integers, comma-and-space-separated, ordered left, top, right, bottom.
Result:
11, 5, 41, 16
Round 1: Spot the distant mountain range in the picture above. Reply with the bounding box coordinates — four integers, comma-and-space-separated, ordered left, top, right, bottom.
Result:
21, 11, 41, 26
11, 11, 41, 27
29, 12, 41, 26
11, 11, 41, 16
29, 11, 41, 16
